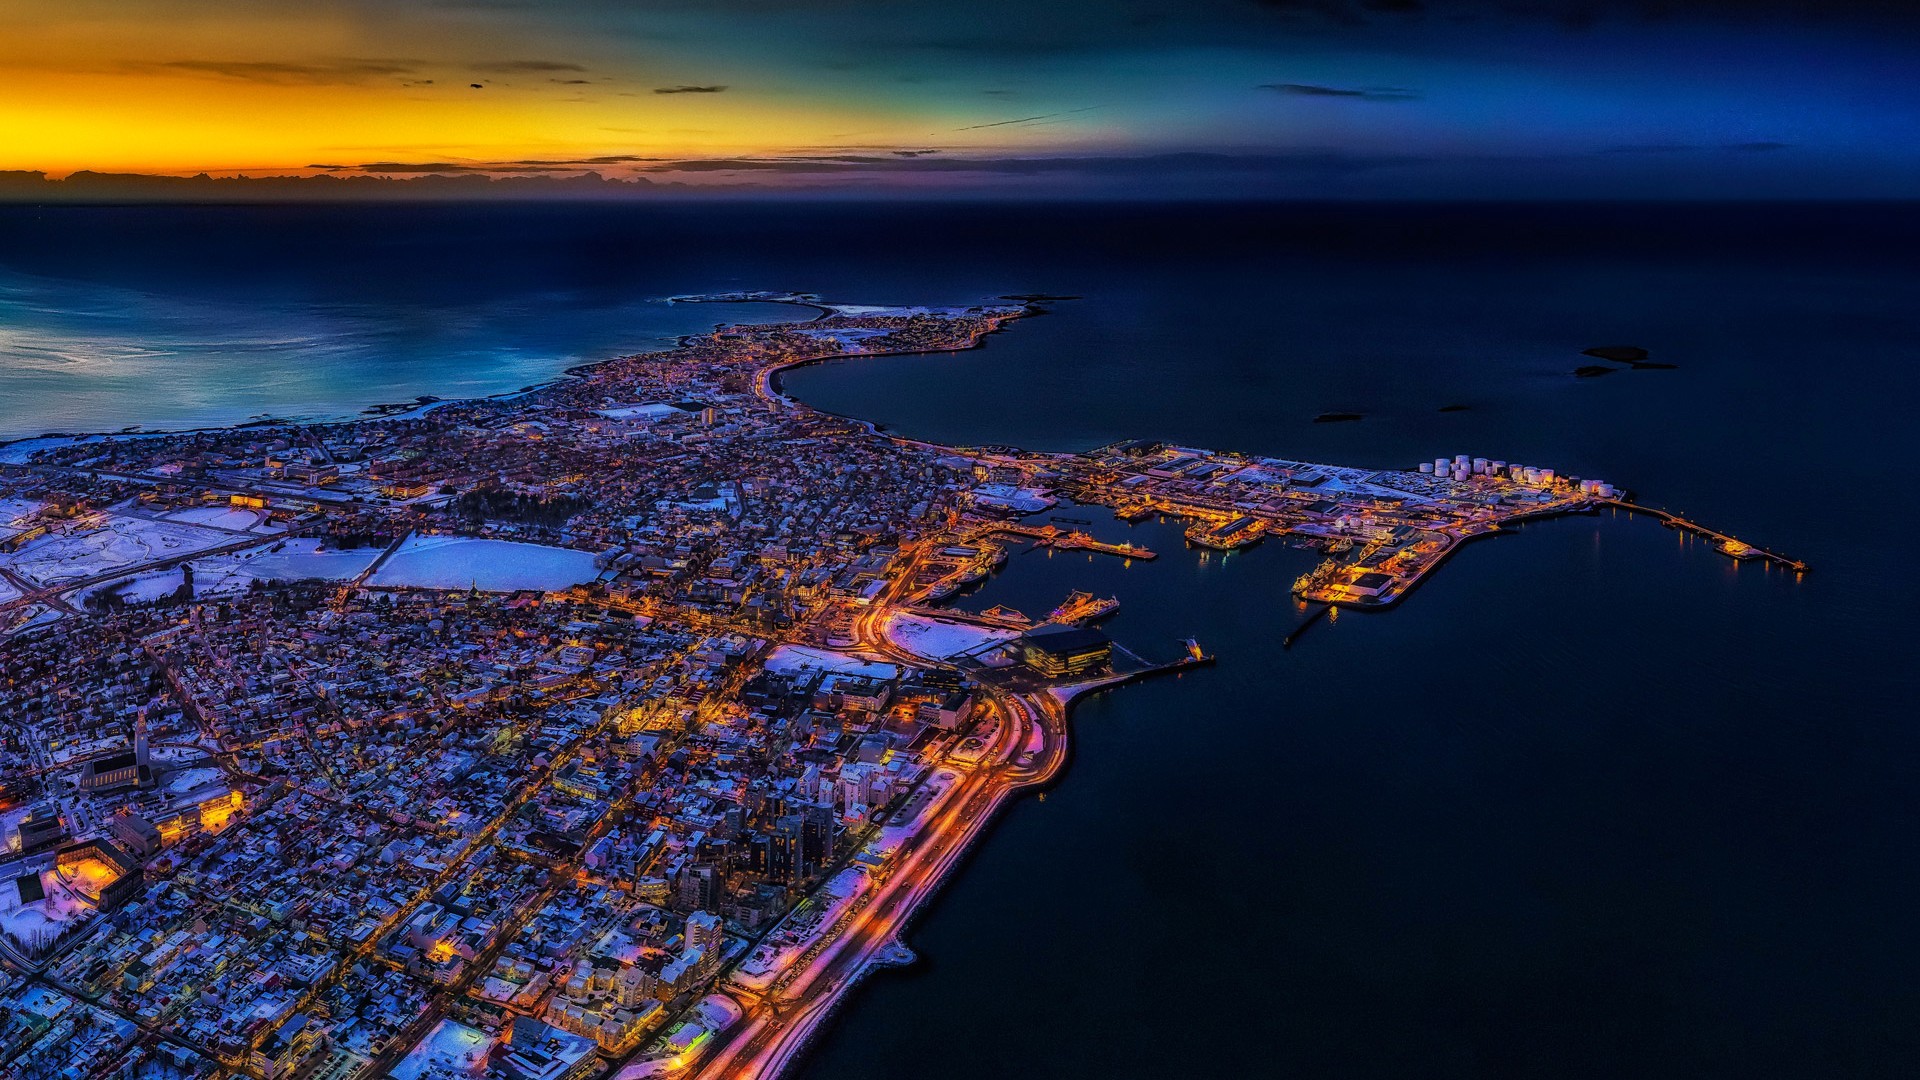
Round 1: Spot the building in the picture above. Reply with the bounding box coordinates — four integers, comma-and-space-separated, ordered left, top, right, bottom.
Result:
496, 1016, 597, 1080
110, 813, 162, 858
79, 712, 155, 793
1016, 624, 1113, 678
53, 838, 144, 912
252, 1012, 324, 1079
16, 804, 68, 855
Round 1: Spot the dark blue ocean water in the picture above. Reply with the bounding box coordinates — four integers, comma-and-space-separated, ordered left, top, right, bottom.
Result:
2, 202, 1916, 1077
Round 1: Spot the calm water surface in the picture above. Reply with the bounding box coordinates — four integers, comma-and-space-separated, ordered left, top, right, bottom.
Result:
2, 203, 1915, 1078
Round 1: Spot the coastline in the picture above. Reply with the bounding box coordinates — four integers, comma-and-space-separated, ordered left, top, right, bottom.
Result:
0, 294, 1027, 460
0, 292, 1108, 1080
0, 297, 825, 451
1, 291, 1795, 1080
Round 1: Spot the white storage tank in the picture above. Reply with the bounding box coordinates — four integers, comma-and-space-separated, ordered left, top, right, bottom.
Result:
1434, 457, 1450, 474
1540, 468, 1556, 484
1472, 457, 1489, 474
1418, 462, 1433, 474
1454, 454, 1469, 466
1523, 467, 1541, 484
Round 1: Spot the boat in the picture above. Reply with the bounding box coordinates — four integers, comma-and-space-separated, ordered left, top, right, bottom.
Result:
926, 580, 958, 601
1185, 515, 1265, 550
1048, 590, 1120, 625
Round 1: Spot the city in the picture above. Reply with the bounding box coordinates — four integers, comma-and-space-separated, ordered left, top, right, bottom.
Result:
0, 297, 1790, 1080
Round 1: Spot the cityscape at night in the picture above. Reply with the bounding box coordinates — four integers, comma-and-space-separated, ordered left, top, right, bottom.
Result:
1, 3, 1916, 1080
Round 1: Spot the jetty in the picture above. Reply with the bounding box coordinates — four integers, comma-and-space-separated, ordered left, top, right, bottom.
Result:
1600, 499, 1808, 572
978, 521, 1156, 560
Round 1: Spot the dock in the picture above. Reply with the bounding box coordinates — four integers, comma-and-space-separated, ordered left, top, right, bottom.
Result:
1600, 499, 1808, 572
902, 604, 1032, 630
979, 522, 1156, 560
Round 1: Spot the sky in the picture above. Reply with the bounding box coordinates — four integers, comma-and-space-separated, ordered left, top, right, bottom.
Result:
1, 0, 1918, 198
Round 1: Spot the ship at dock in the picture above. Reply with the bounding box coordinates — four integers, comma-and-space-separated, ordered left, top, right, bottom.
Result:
1048, 590, 1120, 625
1185, 514, 1266, 550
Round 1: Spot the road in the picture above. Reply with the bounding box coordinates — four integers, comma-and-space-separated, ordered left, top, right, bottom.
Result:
682, 673, 1064, 1080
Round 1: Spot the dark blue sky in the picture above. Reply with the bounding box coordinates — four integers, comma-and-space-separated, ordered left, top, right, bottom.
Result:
3, 0, 1917, 197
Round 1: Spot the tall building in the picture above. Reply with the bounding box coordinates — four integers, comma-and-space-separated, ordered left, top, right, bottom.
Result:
801, 804, 839, 870
79, 711, 156, 793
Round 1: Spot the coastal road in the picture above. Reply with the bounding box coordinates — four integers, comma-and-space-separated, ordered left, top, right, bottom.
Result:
689, 682, 1062, 1080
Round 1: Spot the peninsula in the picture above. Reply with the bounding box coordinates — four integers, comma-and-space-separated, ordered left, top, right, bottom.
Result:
0, 296, 1797, 1080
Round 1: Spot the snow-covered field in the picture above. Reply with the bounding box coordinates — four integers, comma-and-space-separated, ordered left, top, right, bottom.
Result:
92, 568, 188, 605
794, 326, 894, 349
189, 538, 379, 593
2, 514, 235, 586
0, 867, 94, 962
762, 646, 899, 680
160, 505, 281, 533
597, 402, 686, 422
0, 496, 44, 526
389, 1019, 496, 1080
368, 536, 603, 592
971, 483, 1056, 514
163, 767, 224, 795
882, 613, 1017, 662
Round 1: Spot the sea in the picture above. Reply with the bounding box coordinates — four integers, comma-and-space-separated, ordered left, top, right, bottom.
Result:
2, 201, 1916, 1078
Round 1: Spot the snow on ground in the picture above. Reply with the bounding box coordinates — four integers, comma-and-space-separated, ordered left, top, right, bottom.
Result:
90, 568, 187, 605
883, 613, 1017, 662
868, 769, 959, 858
0, 436, 83, 465
794, 327, 894, 348
0, 867, 94, 961
0, 432, 172, 466
164, 767, 224, 795
731, 867, 870, 992
0, 497, 45, 526
762, 646, 899, 680
972, 483, 1056, 514
188, 539, 378, 594
690, 995, 743, 1032
597, 402, 686, 422
389, 1018, 496, 1080
368, 536, 603, 592
3, 514, 234, 587
0, 578, 18, 605
3, 604, 64, 638
825, 303, 1009, 318
1, 806, 33, 856
160, 505, 280, 533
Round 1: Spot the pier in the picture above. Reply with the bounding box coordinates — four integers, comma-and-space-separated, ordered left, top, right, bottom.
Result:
1283, 603, 1333, 648
1600, 499, 1808, 572
977, 521, 1156, 560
